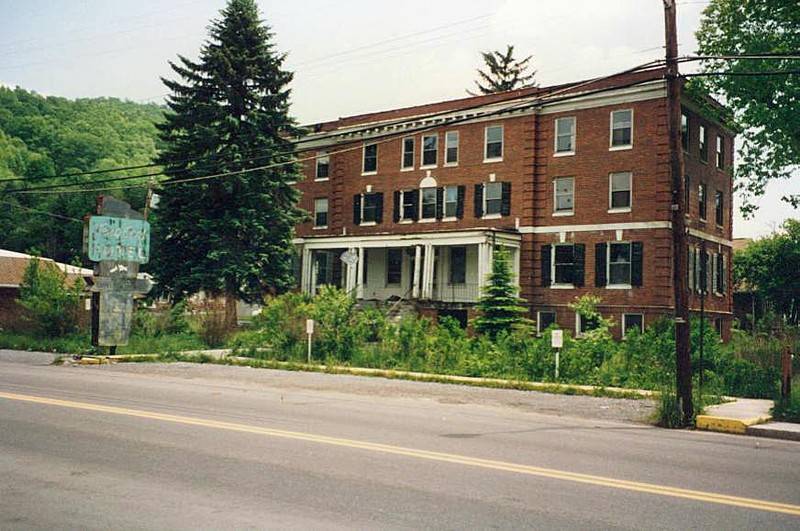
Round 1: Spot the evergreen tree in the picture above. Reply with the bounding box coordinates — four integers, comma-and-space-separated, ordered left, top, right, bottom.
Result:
472, 246, 532, 339
152, 0, 305, 330
469, 45, 537, 95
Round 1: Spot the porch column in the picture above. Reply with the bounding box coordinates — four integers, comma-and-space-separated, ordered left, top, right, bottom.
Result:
356, 246, 365, 299
512, 246, 521, 289
412, 245, 422, 299
345, 247, 358, 294
421, 243, 434, 300
301, 247, 312, 295
310, 251, 318, 295
477, 242, 490, 288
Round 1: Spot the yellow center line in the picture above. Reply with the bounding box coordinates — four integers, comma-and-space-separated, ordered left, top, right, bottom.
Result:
2, 390, 798, 517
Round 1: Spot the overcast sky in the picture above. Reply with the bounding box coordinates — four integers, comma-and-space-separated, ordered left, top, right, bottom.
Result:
1, 0, 797, 238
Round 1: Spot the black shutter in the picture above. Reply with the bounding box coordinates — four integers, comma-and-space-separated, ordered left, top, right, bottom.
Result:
574, 243, 585, 287
436, 187, 444, 220
410, 189, 419, 220
456, 185, 465, 219
393, 191, 401, 223
474, 184, 484, 218
595, 243, 607, 287
501, 182, 511, 216
375, 192, 384, 224
353, 194, 362, 225
541, 244, 552, 287
631, 241, 644, 287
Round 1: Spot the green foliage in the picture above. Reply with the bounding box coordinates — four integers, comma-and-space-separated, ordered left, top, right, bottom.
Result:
472, 246, 533, 339
470, 44, 537, 95
772, 386, 800, 423
152, 0, 306, 324
696, 0, 800, 215
17, 258, 84, 337
0, 87, 164, 264
733, 220, 800, 326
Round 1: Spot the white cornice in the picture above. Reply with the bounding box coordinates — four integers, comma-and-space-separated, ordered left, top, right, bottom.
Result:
294, 229, 521, 249
518, 221, 672, 234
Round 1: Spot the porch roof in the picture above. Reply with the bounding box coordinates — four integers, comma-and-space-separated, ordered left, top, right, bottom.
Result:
295, 229, 521, 250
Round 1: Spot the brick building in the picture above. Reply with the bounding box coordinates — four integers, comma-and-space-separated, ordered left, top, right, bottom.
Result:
292, 67, 735, 340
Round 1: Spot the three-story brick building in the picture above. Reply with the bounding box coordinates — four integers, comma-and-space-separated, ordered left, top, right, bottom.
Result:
292, 67, 735, 340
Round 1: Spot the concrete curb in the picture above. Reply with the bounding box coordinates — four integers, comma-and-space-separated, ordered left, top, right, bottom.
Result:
746, 423, 800, 442
696, 413, 772, 435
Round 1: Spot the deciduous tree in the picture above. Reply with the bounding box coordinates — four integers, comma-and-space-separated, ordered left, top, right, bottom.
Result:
696, 0, 800, 215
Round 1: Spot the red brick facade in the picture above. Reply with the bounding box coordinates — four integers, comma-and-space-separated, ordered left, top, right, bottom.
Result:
293, 68, 735, 340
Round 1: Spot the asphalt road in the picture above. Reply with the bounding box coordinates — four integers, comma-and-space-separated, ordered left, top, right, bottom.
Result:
1, 358, 799, 529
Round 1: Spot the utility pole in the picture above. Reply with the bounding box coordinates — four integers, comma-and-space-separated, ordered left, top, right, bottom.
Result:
664, 0, 693, 424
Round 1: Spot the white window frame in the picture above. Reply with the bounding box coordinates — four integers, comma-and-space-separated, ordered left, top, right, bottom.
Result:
698, 182, 707, 221
715, 190, 724, 226
536, 311, 556, 336
608, 171, 632, 213
401, 137, 414, 171
362, 143, 378, 175
360, 193, 379, 225
399, 190, 415, 222
553, 176, 574, 216
484, 125, 503, 162
716, 135, 724, 170
554, 117, 576, 156
681, 113, 689, 152
551, 243, 576, 287
313, 197, 328, 229
419, 187, 437, 221
421, 134, 438, 168
483, 181, 503, 216
443, 185, 458, 219
622, 313, 644, 338
445, 131, 459, 166
609, 109, 633, 150
699, 125, 708, 162
315, 151, 330, 181
607, 241, 632, 288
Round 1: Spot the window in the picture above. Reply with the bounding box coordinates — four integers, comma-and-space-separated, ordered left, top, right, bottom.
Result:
541, 243, 585, 287
699, 125, 708, 162
684, 175, 691, 212
313, 198, 328, 228
610, 109, 633, 148
622, 314, 644, 337
474, 181, 510, 217
315, 151, 329, 179
449, 246, 466, 284
714, 317, 724, 337
386, 248, 402, 285
609, 171, 632, 211
715, 190, 724, 226
445, 131, 459, 165
484, 181, 503, 215
715, 252, 726, 294
402, 137, 414, 170
422, 134, 437, 167
681, 113, 689, 151
315, 251, 333, 286
420, 187, 437, 220
363, 143, 378, 173
394, 189, 418, 222
537, 311, 556, 335
698, 183, 707, 220
577, 313, 600, 337
353, 192, 383, 224
444, 185, 459, 218
555, 117, 575, 154
554, 177, 574, 214
608, 242, 632, 286
485, 125, 503, 160
595, 241, 643, 288
716, 135, 725, 170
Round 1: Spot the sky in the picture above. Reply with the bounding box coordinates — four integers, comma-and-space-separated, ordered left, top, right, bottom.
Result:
0, 0, 797, 238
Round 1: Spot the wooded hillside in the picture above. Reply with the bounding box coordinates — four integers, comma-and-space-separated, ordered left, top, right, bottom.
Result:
0, 86, 164, 264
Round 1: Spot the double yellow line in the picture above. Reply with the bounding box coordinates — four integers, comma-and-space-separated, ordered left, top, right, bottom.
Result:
2, 390, 798, 517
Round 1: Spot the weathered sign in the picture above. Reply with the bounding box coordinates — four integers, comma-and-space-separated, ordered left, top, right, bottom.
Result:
87, 216, 150, 264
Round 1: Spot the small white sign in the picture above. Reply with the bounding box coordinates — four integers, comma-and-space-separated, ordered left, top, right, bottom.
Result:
306, 319, 315, 335
551, 329, 563, 349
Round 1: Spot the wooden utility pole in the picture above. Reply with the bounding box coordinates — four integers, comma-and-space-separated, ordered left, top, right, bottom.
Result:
664, 0, 693, 424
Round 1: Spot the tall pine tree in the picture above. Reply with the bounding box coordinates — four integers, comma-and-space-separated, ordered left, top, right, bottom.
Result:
469, 45, 537, 95
472, 246, 532, 339
152, 0, 304, 329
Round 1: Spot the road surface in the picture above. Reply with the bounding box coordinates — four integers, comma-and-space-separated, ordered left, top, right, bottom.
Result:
1, 359, 798, 529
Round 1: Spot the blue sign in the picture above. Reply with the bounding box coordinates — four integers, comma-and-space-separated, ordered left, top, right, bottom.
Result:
87, 216, 150, 263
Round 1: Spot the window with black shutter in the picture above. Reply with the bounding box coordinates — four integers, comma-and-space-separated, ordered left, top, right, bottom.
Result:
541, 245, 552, 287
474, 184, 484, 218
501, 182, 511, 216
631, 241, 643, 286
595, 243, 607, 287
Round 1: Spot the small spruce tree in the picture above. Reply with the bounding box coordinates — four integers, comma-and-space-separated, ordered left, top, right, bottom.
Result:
469, 44, 537, 95
472, 246, 532, 339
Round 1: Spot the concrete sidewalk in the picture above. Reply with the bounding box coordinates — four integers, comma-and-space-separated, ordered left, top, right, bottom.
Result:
697, 398, 800, 441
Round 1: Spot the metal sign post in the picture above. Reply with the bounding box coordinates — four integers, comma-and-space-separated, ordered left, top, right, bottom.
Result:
551, 329, 564, 381
306, 319, 314, 364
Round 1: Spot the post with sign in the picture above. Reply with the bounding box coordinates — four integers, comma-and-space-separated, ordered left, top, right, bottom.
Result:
84, 196, 153, 350
551, 329, 563, 381
306, 319, 314, 365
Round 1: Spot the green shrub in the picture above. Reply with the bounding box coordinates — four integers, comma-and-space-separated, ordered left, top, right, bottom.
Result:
17, 257, 85, 337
